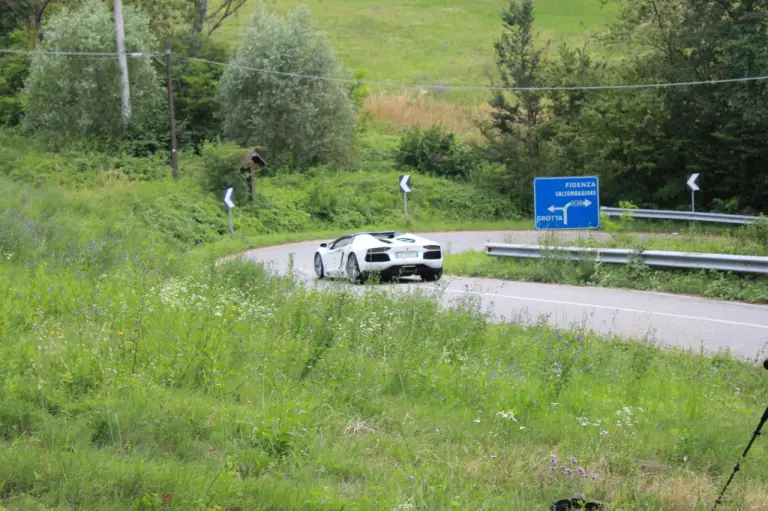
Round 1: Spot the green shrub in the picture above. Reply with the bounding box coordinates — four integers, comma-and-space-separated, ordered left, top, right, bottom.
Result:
395, 124, 480, 180
197, 140, 250, 199
0, 128, 172, 187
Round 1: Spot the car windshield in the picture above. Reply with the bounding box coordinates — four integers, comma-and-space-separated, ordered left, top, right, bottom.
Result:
369, 232, 398, 241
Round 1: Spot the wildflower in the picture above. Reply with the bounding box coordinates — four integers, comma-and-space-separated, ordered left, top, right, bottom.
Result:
570, 456, 577, 464
496, 410, 517, 421
577, 466, 586, 477
551, 454, 558, 468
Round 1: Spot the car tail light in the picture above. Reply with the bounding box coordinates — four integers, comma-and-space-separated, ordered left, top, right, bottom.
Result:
367, 247, 390, 253
424, 245, 440, 249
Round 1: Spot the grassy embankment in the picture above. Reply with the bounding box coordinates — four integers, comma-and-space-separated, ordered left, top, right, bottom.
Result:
217, 0, 621, 139
1, 127, 706, 261
445, 227, 768, 303
1, 131, 768, 509
0, 127, 528, 259
2, 179, 768, 510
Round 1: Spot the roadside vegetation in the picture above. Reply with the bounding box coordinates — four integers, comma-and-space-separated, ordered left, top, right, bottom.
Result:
3, 0, 767, 216
512, 220, 768, 257
2, 176, 768, 511
445, 250, 768, 304
444, 221, 768, 304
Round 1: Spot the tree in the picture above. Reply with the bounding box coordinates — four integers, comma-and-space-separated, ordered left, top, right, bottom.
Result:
481, 0, 551, 208
191, 0, 250, 39
122, 0, 196, 46
20, 0, 166, 150
167, 34, 231, 150
216, 4, 357, 170
489, 0, 547, 135
0, 0, 64, 126
1, 0, 62, 40
595, 0, 768, 211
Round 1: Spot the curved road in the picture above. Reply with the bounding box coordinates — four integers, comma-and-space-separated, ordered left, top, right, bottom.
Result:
240, 230, 768, 361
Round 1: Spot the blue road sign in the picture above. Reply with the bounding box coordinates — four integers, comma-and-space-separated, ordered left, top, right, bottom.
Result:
533, 176, 600, 230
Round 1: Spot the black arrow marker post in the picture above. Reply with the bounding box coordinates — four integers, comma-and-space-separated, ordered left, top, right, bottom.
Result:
687, 173, 700, 213
224, 187, 235, 236
399, 174, 411, 220
686, 173, 700, 229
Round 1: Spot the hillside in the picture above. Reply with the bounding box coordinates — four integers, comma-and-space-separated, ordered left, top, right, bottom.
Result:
220, 0, 617, 87
217, 0, 619, 115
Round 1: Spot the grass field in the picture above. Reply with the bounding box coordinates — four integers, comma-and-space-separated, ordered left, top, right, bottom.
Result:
3, 257, 768, 510
216, 0, 619, 108
3, 181, 768, 508
4, 150, 768, 509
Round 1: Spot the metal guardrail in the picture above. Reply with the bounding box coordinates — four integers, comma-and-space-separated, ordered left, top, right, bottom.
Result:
600, 207, 765, 225
485, 243, 768, 274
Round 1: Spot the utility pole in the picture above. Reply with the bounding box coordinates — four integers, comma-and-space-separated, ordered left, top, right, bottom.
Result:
114, 0, 131, 122
165, 48, 179, 180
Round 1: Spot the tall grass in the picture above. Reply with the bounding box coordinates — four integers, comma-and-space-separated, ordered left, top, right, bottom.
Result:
3, 253, 768, 509
1, 178, 768, 510
362, 91, 491, 142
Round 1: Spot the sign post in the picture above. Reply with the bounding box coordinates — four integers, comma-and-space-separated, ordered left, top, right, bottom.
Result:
399, 174, 411, 219
533, 176, 600, 231
687, 173, 700, 212
224, 187, 235, 236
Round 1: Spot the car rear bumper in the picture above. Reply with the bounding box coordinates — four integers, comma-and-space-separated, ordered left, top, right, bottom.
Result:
360, 260, 442, 277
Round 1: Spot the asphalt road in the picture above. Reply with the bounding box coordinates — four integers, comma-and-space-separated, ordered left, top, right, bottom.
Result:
240, 230, 768, 361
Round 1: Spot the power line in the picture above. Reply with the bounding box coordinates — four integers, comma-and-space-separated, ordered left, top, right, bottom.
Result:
3, 48, 768, 91
0, 48, 161, 57
0, 53, 127, 61
184, 56, 768, 92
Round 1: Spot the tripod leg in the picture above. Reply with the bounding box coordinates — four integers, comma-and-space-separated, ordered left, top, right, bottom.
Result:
712, 406, 768, 509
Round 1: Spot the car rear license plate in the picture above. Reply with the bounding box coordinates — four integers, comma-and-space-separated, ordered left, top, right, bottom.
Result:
396, 251, 419, 259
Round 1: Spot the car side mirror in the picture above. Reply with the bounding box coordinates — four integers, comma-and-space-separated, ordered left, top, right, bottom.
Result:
320, 242, 327, 248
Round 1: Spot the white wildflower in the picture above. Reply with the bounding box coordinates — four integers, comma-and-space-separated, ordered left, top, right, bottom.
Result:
496, 411, 518, 421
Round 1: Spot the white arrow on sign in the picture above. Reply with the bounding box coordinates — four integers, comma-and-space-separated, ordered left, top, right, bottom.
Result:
547, 199, 592, 226
224, 187, 235, 209
687, 173, 700, 192
399, 174, 411, 194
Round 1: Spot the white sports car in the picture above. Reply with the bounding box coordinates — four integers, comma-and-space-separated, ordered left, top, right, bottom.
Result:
313, 231, 443, 283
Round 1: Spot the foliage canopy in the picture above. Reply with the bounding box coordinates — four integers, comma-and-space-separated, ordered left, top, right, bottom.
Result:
20, 0, 166, 150
216, 4, 357, 170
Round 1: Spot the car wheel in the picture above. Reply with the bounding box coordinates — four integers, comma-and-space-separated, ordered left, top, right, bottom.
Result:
314, 253, 325, 279
421, 268, 443, 282
346, 253, 363, 284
